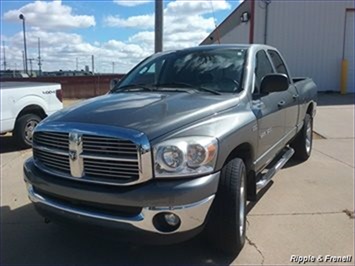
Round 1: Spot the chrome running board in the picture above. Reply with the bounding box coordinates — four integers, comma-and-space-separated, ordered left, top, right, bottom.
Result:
256, 147, 295, 190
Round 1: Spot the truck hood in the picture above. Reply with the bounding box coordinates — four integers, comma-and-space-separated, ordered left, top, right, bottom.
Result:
45, 92, 239, 139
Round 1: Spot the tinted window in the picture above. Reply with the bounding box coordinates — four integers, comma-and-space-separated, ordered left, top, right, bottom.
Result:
134, 60, 166, 84
255, 50, 274, 93
118, 49, 247, 93
268, 50, 289, 77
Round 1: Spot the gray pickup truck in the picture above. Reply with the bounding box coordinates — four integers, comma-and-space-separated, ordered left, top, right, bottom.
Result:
24, 44, 317, 254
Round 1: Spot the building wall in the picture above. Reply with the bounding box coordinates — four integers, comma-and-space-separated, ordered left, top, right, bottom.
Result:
254, 0, 354, 92
220, 22, 250, 44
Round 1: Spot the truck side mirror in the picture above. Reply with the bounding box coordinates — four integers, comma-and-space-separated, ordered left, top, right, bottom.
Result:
260, 74, 289, 94
110, 78, 121, 91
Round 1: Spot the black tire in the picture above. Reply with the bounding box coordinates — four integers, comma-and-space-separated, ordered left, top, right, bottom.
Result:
205, 158, 247, 255
291, 114, 313, 161
13, 114, 41, 149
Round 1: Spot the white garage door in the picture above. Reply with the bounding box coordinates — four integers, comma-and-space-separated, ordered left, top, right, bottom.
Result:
344, 11, 354, 93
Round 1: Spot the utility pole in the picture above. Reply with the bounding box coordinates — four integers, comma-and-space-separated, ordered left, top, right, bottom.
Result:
112, 62, 115, 73
37, 38, 42, 76
28, 58, 34, 76
19, 14, 28, 74
22, 50, 25, 72
263, 0, 271, 44
2, 41, 6, 71
155, 0, 163, 53
76, 57, 79, 71
91, 55, 95, 75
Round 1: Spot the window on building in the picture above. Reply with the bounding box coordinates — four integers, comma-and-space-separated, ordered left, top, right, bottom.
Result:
254, 50, 274, 93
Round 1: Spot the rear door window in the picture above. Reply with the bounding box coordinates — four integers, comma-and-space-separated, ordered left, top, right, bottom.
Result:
254, 50, 274, 93
267, 50, 289, 79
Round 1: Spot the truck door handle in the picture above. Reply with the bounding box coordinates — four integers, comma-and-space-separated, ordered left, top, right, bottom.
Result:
293, 94, 299, 100
252, 101, 265, 109
278, 100, 286, 108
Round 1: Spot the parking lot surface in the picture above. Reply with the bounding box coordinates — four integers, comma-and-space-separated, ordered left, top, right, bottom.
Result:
1, 94, 354, 265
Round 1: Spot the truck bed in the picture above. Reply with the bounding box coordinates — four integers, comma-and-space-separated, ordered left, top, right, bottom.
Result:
293, 77, 308, 83
0, 82, 60, 90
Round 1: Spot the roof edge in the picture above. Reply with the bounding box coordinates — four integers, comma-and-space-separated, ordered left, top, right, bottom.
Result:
200, 0, 251, 44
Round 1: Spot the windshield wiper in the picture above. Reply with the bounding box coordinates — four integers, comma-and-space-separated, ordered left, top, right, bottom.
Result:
111, 84, 154, 93
156, 82, 221, 95
195, 86, 222, 95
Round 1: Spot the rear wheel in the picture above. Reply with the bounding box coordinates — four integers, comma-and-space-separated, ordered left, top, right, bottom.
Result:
205, 158, 247, 255
14, 114, 41, 149
291, 114, 313, 161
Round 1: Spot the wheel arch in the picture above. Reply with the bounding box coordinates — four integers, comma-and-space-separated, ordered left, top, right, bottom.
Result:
223, 142, 256, 201
224, 142, 253, 169
16, 105, 46, 122
306, 102, 316, 118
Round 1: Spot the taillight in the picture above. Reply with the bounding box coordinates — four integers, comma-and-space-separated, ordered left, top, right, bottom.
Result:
56, 89, 63, 102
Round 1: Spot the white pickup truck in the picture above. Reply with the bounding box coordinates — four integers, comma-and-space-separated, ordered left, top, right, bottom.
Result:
0, 82, 63, 148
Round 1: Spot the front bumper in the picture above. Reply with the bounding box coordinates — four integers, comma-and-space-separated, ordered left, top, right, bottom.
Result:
24, 158, 219, 239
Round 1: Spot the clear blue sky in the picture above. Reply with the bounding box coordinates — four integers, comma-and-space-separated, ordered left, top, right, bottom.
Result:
1, 0, 241, 73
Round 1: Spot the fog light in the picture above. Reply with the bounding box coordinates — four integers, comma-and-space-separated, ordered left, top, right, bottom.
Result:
164, 213, 180, 226
153, 212, 181, 233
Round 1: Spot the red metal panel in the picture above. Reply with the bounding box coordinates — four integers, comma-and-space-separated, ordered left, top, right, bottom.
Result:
249, 0, 255, 44
2, 75, 125, 99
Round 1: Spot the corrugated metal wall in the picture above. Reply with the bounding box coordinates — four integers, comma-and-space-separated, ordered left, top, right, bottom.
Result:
254, 0, 354, 92
220, 22, 250, 44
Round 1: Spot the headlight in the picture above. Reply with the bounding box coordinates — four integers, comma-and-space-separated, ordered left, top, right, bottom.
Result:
154, 136, 218, 178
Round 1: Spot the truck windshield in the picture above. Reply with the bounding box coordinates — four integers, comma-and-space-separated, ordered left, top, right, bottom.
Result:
114, 48, 247, 94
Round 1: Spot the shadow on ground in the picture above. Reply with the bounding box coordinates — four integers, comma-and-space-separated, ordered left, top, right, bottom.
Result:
1, 204, 236, 265
1, 179, 274, 266
0, 135, 28, 154
317, 92, 354, 106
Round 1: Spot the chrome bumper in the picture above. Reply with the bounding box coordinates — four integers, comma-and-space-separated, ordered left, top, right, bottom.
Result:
27, 184, 215, 234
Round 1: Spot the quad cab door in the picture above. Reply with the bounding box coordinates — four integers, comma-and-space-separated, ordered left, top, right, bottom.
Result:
251, 50, 287, 171
267, 49, 300, 145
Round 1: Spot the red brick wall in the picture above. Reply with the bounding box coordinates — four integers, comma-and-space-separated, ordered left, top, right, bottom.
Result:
2, 74, 125, 99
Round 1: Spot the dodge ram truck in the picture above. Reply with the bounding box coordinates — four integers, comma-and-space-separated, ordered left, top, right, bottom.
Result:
1, 82, 63, 148
24, 45, 317, 254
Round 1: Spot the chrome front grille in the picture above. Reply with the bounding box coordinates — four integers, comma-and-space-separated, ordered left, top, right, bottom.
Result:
84, 158, 139, 180
33, 132, 68, 150
82, 135, 137, 158
33, 149, 70, 174
31, 127, 150, 186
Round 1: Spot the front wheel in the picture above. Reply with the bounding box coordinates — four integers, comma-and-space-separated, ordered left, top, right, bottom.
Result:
13, 114, 41, 149
205, 158, 247, 255
291, 114, 313, 161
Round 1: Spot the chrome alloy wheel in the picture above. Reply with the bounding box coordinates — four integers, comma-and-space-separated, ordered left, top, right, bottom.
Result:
239, 168, 246, 238
24, 120, 38, 143
305, 119, 312, 154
